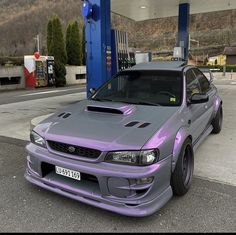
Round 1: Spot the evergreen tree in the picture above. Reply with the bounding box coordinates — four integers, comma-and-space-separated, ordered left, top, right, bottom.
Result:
54, 61, 67, 87
46, 16, 67, 86
66, 21, 82, 66
66, 23, 72, 65
47, 19, 53, 55
51, 16, 67, 64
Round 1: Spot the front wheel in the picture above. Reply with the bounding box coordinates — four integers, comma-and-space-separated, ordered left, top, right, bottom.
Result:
212, 105, 223, 134
171, 138, 194, 196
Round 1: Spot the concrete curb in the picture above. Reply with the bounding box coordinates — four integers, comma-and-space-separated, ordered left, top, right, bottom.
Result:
30, 113, 54, 130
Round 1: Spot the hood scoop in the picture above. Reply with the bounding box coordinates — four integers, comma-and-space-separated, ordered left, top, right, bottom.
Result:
87, 106, 123, 114
87, 104, 136, 115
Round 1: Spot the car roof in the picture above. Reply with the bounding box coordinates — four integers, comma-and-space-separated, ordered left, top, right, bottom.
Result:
126, 61, 188, 72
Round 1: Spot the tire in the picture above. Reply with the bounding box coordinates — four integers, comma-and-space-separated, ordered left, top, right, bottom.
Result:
171, 138, 194, 196
212, 105, 223, 134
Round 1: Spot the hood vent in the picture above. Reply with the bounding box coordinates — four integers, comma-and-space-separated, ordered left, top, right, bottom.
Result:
58, 113, 65, 117
125, 121, 140, 127
58, 113, 71, 119
138, 123, 151, 128
125, 122, 151, 128
63, 113, 71, 119
87, 106, 124, 115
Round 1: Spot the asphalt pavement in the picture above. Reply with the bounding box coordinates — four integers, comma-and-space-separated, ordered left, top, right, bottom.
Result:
0, 82, 235, 233
0, 136, 235, 233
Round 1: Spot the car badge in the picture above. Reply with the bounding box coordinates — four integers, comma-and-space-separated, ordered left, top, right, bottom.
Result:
68, 146, 76, 153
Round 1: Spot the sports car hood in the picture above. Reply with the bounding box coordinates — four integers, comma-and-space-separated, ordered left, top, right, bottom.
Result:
34, 100, 179, 151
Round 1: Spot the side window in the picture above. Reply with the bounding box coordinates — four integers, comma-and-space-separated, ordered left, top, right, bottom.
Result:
193, 69, 210, 94
186, 69, 201, 100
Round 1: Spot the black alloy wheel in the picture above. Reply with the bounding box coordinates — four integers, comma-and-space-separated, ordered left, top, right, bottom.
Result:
171, 138, 194, 196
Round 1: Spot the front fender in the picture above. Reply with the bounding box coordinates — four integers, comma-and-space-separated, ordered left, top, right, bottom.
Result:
172, 127, 191, 172
213, 96, 223, 117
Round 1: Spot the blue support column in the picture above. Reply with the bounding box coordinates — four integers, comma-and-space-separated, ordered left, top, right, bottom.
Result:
177, 3, 190, 61
111, 29, 118, 76
83, 0, 112, 97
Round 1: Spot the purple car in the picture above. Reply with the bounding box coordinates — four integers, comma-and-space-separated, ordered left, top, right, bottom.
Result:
25, 62, 223, 217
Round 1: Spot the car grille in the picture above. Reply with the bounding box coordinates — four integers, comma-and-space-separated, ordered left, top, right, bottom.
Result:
47, 140, 102, 159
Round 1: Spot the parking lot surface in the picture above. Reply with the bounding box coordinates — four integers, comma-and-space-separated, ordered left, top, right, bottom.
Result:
0, 82, 235, 232
0, 136, 235, 233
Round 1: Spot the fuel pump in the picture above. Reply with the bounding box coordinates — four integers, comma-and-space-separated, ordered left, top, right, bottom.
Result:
111, 29, 136, 76
171, 47, 186, 62
35, 56, 55, 88
46, 57, 55, 87
35, 57, 47, 88
24, 55, 55, 88
129, 52, 136, 67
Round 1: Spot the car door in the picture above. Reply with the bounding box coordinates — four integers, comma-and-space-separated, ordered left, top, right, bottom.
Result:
185, 69, 205, 142
193, 68, 215, 131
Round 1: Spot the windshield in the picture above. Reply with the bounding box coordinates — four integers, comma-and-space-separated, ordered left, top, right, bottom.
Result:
92, 70, 183, 107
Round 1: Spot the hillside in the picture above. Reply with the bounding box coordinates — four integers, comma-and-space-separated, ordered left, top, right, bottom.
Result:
0, 0, 84, 56
0, 0, 235, 57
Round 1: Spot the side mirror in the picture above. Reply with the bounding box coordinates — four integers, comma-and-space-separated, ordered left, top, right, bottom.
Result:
89, 88, 96, 95
190, 93, 209, 104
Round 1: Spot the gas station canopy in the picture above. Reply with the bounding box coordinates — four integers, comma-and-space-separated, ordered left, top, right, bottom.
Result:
111, 0, 236, 21
83, 0, 236, 96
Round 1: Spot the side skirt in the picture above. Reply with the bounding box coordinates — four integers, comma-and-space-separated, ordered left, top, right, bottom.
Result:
193, 125, 213, 153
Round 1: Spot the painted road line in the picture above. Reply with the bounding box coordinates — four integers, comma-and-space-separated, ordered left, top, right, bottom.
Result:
17, 88, 85, 97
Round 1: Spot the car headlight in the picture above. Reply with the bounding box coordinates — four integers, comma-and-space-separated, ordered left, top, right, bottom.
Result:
105, 149, 159, 166
30, 131, 46, 148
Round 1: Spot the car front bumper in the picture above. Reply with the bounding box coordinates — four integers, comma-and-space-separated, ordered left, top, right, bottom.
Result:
25, 143, 173, 217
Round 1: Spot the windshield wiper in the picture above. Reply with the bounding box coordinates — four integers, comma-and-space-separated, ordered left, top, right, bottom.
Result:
135, 101, 161, 106
91, 98, 114, 102
92, 98, 160, 106
114, 100, 161, 107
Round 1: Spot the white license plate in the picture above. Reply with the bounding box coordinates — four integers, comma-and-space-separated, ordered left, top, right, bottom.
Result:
55, 166, 81, 181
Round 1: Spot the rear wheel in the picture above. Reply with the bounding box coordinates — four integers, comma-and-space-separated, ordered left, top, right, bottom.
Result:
171, 138, 194, 196
212, 105, 223, 134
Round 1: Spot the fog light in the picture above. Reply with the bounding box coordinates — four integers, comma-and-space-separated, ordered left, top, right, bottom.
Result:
136, 177, 154, 185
